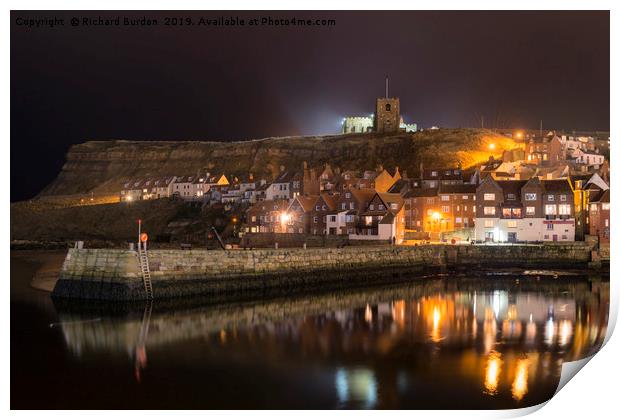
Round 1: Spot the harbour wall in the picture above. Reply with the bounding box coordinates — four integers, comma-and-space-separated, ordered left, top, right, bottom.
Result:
52, 243, 596, 301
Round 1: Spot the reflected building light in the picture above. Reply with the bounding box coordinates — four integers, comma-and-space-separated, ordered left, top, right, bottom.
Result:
493, 292, 501, 319
507, 304, 518, 321
473, 293, 477, 317
501, 319, 522, 340
334, 368, 377, 409
365, 304, 373, 324
484, 351, 502, 395
219, 329, 227, 344
431, 306, 441, 343
526, 319, 537, 344
335, 368, 348, 403
558, 320, 573, 347
511, 358, 530, 401
544, 317, 555, 346
483, 308, 498, 353
392, 300, 406, 328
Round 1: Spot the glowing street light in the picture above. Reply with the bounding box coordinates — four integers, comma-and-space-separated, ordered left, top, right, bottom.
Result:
515, 131, 524, 140
280, 212, 290, 224
432, 211, 441, 221
489, 143, 496, 150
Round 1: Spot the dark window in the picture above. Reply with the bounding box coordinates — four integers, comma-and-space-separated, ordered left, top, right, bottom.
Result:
386, 103, 391, 111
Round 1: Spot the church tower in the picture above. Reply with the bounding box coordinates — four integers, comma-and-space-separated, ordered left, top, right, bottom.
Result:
374, 76, 400, 133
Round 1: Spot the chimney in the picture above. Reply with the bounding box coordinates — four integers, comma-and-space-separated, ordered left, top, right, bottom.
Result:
377, 163, 384, 172
419, 162, 424, 178
334, 166, 341, 175
303, 161, 308, 170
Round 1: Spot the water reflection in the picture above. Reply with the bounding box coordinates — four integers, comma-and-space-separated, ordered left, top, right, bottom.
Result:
51, 275, 609, 409
484, 351, 502, 395
335, 368, 377, 409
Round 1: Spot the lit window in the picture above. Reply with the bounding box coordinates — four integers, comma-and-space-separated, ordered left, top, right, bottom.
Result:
427, 209, 434, 216
560, 195, 567, 201
484, 220, 494, 228
526, 206, 535, 216
462, 195, 468, 200
525, 193, 537, 201
547, 195, 555, 202
442, 206, 450, 213
602, 203, 610, 211
441, 195, 449, 201
545, 204, 557, 215
484, 193, 496, 201
507, 220, 517, 228
558, 204, 571, 215
483, 206, 496, 216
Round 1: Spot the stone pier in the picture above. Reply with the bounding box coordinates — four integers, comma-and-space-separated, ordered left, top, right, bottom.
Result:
52, 243, 595, 301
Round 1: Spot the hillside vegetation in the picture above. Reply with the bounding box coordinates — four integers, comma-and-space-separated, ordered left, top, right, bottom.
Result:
40, 128, 519, 196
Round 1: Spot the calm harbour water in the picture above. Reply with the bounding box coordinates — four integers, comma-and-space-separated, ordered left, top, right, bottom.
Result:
11, 252, 609, 409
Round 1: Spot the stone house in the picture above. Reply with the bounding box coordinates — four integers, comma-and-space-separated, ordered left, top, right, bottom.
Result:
526, 135, 565, 166
403, 188, 438, 233
474, 177, 575, 243
244, 199, 289, 233
285, 195, 319, 234
569, 173, 609, 240
120, 178, 147, 202
265, 171, 294, 201
436, 184, 477, 233
419, 167, 465, 188
309, 193, 339, 235
149, 177, 176, 199
588, 189, 610, 244
324, 188, 375, 236
172, 175, 196, 200
572, 149, 605, 168
351, 192, 405, 243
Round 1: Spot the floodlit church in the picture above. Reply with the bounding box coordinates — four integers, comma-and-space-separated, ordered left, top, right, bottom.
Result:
342, 78, 418, 134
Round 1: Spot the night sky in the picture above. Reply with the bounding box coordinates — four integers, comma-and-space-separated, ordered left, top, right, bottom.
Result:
11, 11, 609, 201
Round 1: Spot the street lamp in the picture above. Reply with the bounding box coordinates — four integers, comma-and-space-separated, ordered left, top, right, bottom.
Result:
489, 143, 496, 150
232, 217, 238, 237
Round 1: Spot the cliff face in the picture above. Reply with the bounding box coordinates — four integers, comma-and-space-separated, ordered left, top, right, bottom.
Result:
40, 129, 518, 196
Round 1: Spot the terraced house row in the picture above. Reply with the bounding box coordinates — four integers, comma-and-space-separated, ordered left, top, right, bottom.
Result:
243, 163, 610, 245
